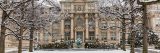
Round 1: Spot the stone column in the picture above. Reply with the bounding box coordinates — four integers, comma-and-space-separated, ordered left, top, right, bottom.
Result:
85, 14, 89, 40
95, 14, 99, 39
61, 19, 64, 39
71, 14, 74, 40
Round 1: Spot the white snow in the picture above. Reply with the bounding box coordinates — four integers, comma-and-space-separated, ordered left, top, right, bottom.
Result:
22, 50, 132, 53
135, 48, 160, 53
5, 47, 18, 53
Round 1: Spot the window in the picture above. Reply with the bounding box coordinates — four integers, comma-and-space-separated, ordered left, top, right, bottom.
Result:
74, 5, 85, 12
74, 5, 77, 11
44, 32, 49, 41
89, 31, 95, 40
65, 32, 71, 40
109, 21, 116, 27
76, 15, 84, 26
99, 21, 107, 29
78, 5, 81, 11
36, 32, 40, 41
109, 21, 116, 30
64, 18, 71, 29
155, 18, 160, 27
88, 17, 95, 29
157, 5, 160, 10
65, 25, 71, 29
111, 32, 117, 40
101, 31, 107, 40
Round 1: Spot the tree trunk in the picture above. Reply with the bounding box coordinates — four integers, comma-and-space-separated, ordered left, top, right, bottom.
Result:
18, 1, 25, 52
122, 18, 126, 51
130, 7, 135, 53
18, 26, 23, 53
29, 27, 34, 52
130, 16, 136, 53
0, 25, 6, 53
0, 11, 7, 53
130, 0, 135, 53
130, 30, 136, 53
142, 4, 148, 53
29, 0, 35, 52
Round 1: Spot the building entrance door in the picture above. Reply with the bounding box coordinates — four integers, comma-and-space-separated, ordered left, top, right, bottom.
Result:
76, 31, 83, 41
75, 31, 83, 48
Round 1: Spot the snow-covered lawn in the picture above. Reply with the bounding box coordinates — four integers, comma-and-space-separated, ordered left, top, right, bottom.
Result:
5, 47, 18, 53
22, 50, 131, 53
135, 48, 160, 53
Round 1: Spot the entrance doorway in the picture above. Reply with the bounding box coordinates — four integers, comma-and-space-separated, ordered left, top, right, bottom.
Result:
75, 31, 84, 48
76, 31, 83, 42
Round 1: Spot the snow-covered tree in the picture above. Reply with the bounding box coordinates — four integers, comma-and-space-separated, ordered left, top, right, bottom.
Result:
0, 0, 32, 53
0, 0, 61, 53
97, 0, 142, 52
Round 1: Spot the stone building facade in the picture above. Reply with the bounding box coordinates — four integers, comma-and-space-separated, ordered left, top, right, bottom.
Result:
147, 3, 160, 39
53, 0, 124, 47
5, 0, 160, 48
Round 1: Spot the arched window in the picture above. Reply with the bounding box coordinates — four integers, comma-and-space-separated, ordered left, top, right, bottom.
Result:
76, 15, 84, 27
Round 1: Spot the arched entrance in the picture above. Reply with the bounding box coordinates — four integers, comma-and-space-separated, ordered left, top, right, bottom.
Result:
75, 31, 84, 48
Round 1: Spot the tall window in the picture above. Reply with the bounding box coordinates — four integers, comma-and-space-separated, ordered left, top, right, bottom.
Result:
64, 18, 71, 29
111, 32, 117, 40
101, 31, 107, 40
89, 31, 95, 40
44, 32, 49, 42
74, 5, 77, 11
36, 32, 40, 41
65, 32, 71, 40
88, 17, 95, 29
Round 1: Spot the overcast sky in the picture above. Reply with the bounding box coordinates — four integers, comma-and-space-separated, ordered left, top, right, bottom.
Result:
57, 0, 61, 1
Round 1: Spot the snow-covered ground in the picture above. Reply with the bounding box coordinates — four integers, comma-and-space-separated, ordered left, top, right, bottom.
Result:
5, 47, 18, 53
6, 48, 160, 53
135, 48, 160, 53
22, 50, 131, 53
